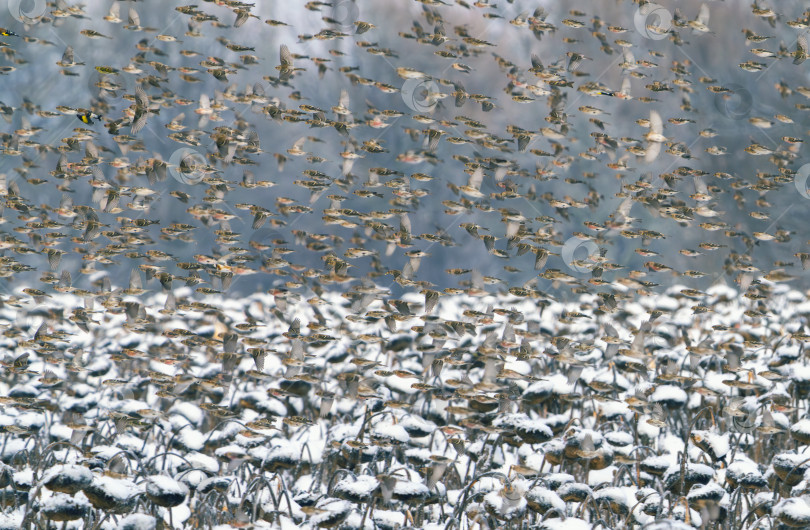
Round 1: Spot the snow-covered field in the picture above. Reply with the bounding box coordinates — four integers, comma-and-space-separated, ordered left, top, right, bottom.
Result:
0, 281, 806, 528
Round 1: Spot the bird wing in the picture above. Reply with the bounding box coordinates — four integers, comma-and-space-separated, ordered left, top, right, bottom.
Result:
86, 140, 99, 159
650, 110, 663, 136
59, 193, 72, 211
693, 174, 709, 196
280, 44, 293, 67
135, 85, 148, 108
128, 6, 140, 26
62, 45, 74, 64
644, 142, 662, 163
129, 268, 142, 290
697, 3, 710, 26
797, 31, 809, 65
243, 170, 255, 186
620, 76, 631, 96
234, 9, 249, 28
615, 196, 633, 221
292, 136, 306, 150
399, 212, 412, 235
622, 47, 635, 65
131, 110, 148, 134
468, 166, 484, 190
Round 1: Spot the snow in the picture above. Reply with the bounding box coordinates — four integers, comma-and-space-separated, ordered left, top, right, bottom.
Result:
598, 399, 631, 420
594, 486, 636, 510
643, 519, 694, 530
650, 385, 688, 405
334, 475, 378, 499
15, 412, 45, 430
399, 414, 436, 438
0, 511, 22, 530
42, 491, 90, 514
0, 245, 807, 529
484, 488, 527, 519
372, 509, 406, 528
146, 475, 189, 496
40, 464, 92, 489
692, 429, 730, 461
117, 514, 159, 530
12, 468, 33, 489
175, 428, 205, 452
774, 498, 810, 523
393, 479, 429, 497
214, 444, 246, 460
538, 517, 591, 530
182, 451, 219, 474
773, 452, 810, 473
163, 504, 191, 528
687, 481, 725, 501
91, 475, 142, 502
371, 420, 410, 443
544, 473, 575, 489
589, 465, 618, 487
557, 481, 592, 499
604, 431, 634, 447
309, 500, 351, 526
727, 457, 762, 481
663, 462, 715, 484
526, 486, 565, 513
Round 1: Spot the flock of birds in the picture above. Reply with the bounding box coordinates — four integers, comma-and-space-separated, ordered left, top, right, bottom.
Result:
0, 0, 808, 528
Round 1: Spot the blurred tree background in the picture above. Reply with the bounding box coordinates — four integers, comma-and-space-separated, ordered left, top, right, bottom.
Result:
0, 0, 808, 300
